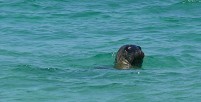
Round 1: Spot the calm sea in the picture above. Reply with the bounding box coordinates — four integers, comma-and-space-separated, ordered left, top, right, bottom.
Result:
0, 0, 201, 102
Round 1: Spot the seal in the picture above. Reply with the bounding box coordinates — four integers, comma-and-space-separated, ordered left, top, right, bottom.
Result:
114, 44, 144, 69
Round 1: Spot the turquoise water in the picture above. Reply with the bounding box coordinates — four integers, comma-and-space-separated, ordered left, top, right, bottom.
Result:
1, 0, 201, 101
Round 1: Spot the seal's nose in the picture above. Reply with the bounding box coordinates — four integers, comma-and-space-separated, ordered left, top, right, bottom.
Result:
136, 50, 144, 58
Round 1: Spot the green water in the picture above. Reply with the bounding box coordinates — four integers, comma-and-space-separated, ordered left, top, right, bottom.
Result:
1, 0, 201, 102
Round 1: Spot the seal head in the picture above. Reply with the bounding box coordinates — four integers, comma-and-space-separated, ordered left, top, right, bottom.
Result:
114, 45, 144, 69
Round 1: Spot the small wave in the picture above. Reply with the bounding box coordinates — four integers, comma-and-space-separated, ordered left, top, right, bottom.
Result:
144, 55, 185, 69
182, 0, 201, 3
68, 52, 114, 68
69, 11, 103, 18
0, 49, 32, 57
12, 64, 61, 74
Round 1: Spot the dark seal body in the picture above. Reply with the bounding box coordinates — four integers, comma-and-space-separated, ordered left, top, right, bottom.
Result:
114, 44, 144, 69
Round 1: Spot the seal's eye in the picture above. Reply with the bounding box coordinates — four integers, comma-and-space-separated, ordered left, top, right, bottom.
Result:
125, 46, 133, 53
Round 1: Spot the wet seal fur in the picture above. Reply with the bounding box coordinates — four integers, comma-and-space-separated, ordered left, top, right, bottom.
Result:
114, 44, 144, 69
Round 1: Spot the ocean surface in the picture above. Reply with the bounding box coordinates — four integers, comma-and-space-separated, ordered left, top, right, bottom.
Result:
0, 0, 201, 102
